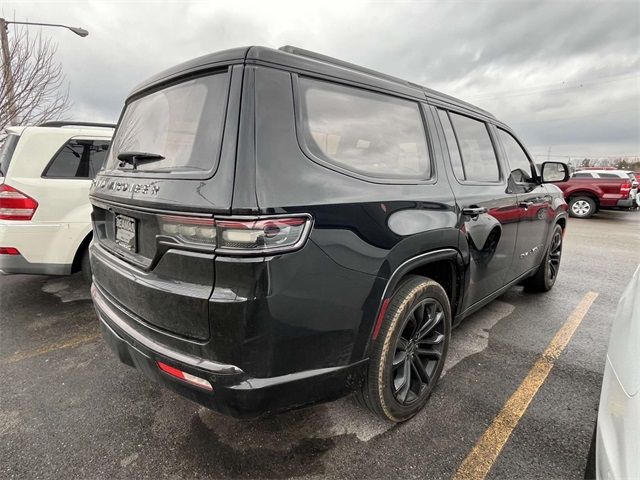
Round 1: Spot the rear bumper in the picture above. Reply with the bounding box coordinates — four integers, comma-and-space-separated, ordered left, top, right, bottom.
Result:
92, 282, 367, 418
0, 251, 70, 275
615, 198, 634, 208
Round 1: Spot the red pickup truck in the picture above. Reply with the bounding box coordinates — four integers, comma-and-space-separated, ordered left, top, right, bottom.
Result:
555, 169, 637, 218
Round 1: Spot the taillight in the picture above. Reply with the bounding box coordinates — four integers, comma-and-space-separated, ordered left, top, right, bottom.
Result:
0, 247, 20, 255
620, 182, 631, 197
159, 216, 216, 245
158, 214, 312, 255
0, 184, 38, 220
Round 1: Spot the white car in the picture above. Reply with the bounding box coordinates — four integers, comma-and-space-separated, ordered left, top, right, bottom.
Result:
0, 122, 114, 280
587, 265, 640, 479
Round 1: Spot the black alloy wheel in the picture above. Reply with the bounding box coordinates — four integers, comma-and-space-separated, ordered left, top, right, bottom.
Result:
391, 299, 445, 405
547, 228, 562, 283
524, 223, 564, 292
357, 275, 451, 422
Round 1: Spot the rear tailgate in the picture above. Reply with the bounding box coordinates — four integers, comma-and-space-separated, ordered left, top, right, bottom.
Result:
90, 64, 243, 341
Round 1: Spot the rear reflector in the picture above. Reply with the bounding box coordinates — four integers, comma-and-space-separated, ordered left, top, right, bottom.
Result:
372, 298, 391, 340
0, 184, 38, 220
156, 361, 213, 391
0, 247, 20, 255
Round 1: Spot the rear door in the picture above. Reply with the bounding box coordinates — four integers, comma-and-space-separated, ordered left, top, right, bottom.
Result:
90, 65, 242, 341
493, 127, 552, 279
434, 108, 519, 310
40, 137, 110, 224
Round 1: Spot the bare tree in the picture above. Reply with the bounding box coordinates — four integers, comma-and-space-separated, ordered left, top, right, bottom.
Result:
0, 23, 70, 139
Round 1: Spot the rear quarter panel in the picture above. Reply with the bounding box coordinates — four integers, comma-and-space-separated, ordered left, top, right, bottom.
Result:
239, 66, 462, 365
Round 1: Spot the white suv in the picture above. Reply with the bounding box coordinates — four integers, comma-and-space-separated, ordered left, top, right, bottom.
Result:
0, 122, 114, 280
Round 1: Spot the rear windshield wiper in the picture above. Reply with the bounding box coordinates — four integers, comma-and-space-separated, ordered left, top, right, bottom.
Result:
117, 151, 165, 170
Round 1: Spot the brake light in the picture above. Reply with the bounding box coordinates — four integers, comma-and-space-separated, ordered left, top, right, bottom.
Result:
159, 214, 312, 255
0, 184, 38, 220
0, 247, 20, 255
156, 361, 213, 391
620, 182, 631, 197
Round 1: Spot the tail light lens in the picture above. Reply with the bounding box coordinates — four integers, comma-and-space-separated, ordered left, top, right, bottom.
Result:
620, 182, 631, 197
0, 184, 38, 220
159, 216, 216, 245
0, 247, 20, 255
159, 214, 312, 255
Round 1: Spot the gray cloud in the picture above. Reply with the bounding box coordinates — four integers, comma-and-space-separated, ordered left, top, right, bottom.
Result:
2, 0, 639, 157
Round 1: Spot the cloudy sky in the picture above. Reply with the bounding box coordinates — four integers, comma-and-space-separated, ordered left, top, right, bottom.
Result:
2, 0, 639, 159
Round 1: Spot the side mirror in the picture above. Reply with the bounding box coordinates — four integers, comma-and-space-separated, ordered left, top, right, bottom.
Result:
541, 161, 569, 183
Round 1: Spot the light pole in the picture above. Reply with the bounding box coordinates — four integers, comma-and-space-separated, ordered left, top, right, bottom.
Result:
0, 18, 88, 126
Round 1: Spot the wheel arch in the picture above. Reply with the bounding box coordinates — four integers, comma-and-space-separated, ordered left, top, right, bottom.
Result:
71, 230, 93, 274
567, 190, 600, 206
368, 248, 464, 347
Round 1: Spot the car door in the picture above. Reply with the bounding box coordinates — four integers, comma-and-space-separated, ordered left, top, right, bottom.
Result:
493, 127, 553, 279
433, 107, 520, 310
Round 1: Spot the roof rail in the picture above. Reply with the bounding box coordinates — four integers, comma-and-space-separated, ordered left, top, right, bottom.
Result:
278, 45, 417, 90
278, 45, 496, 119
39, 121, 116, 129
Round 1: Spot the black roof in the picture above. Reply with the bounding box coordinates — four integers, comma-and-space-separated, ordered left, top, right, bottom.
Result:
129, 45, 494, 120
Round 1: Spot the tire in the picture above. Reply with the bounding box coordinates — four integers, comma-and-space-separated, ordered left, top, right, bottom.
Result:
80, 247, 92, 285
524, 224, 563, 292
569, 196, 596, 218
357, 275, 451, 422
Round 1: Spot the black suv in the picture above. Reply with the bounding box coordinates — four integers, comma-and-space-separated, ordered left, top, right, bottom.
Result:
89, 46, 569, 422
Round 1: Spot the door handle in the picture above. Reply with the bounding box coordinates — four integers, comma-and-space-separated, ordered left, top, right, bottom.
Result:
461, 206, 488, 216
518, 201, 534, 209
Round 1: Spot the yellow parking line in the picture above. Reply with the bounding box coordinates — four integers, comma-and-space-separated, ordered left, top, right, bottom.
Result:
453, 291, 599, 480
0, 331, 100, 365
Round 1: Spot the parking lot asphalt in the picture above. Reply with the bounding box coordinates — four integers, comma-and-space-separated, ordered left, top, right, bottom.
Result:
1, 210, 639, 480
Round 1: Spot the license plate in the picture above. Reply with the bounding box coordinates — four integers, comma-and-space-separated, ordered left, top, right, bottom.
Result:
115, 214, 137, 252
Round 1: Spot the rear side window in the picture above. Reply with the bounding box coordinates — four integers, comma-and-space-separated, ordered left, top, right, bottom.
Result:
572, 172, 593, 178
298, 78, 431, 180
496, 129, 535, 183
44, 140, 111, 179
0, 134, 20, 177
106, 72, 229, 175
439, 110, 500, 182
597, 172, 621, 178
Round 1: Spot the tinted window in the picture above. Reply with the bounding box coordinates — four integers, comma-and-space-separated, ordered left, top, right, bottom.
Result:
598, 172, 621, 178
299, 78, 430, 180
572, 172, 593, 178
106, 73, 228, 174
45, 140, 110, 179
497, 129, 535, 183
0, 134, 20, 177
447, 112, 500, 182
438, 110, 465, 180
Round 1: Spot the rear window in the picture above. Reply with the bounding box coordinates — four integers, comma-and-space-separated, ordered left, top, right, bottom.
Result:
0, 134, 20, 177
598, 172, 622, 178
298, 77, 431, 180
105, 72, 229, 175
